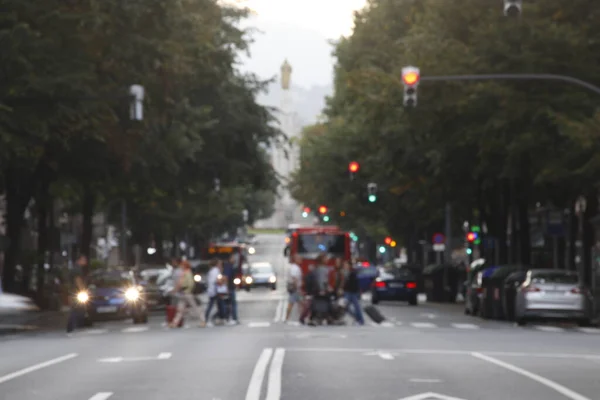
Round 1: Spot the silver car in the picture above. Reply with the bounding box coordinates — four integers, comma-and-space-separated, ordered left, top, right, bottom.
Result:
515, 269, 591, 326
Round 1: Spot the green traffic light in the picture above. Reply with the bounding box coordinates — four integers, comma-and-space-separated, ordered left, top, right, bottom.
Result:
323, 216, 330, 222
368, 195, 377, 202
378, 246, 386, 253
466, 248, 472, 255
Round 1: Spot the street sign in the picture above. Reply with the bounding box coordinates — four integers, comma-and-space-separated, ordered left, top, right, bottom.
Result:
432, 233, 445, 244
399, 392, 466, 400
433, 243, 445, 252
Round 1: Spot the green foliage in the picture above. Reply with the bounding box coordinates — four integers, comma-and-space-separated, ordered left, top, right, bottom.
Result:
290, 0, 600, 242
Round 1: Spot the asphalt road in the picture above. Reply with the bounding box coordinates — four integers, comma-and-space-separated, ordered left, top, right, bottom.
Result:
1, 233, 600, 400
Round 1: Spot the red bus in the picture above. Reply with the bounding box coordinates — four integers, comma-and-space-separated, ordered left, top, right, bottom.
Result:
287, 226, 351, 289
201, 242, 248, 285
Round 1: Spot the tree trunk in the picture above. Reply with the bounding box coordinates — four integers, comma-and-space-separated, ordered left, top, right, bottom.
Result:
81, 185, 95, 273
583, 189, 598, 286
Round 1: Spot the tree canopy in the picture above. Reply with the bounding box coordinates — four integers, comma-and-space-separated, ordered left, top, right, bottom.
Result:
1, 0, 280, 293
290, 0, 600, 273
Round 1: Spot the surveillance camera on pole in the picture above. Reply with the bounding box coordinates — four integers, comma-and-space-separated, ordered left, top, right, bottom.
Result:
401, 66, 420, 107
503, 0, 522, 16
129, 84, 144, 121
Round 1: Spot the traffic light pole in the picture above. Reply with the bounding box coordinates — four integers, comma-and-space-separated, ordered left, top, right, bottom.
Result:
421, 73, 600, 95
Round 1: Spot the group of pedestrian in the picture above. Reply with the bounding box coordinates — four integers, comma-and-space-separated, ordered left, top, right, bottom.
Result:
168, 255, 240, 328
284, 254, 365, 326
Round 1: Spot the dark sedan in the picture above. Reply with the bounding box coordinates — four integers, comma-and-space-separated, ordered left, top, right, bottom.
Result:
77, 270, 148, 325
371, 267, 418, 306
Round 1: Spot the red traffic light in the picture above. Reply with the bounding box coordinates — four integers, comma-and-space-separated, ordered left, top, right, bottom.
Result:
318, 205, 328, 215
402, 68, 420, 86
303, 207, 310, 213
348, 161, 360, 173
466, 232, 477, 242
384, 236, 392, 245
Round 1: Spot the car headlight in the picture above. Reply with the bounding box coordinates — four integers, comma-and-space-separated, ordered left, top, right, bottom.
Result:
76, 291, 89, 303
248, 247, 256, 254
234, 278, 241, 285
269, 275, 276, 283
245, 276, 253, 284
125, 288, 140, 301
194, 274, 201, 282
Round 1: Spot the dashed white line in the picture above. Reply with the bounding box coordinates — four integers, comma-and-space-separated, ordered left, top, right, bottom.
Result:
265, 348, 285, 400
80, 329, 108, 335
157, 352, 172, 359
88, 392, 113, 400
0, 353, 78, 384
410, 378, 443, 383
273, 300, 283, 322
578, 327, 600, 334
245, 348, 273, 400
534, 325, 564, 333
452, 323, 479, 330
472, 352, 591, 400
411, 322, 437, 329
380, 321, 395, 327
122, 326, 149, 333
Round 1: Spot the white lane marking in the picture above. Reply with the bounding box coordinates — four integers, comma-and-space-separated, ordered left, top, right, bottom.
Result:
0, 353, 78, 384
265, 348, 285, 400
399, 392, 465, 400
452, 323, 479, 330
80, 329, 108, 335
89, 393, 113, 400
381, 321, 394, 328
578, 327, 600, 334
472, 352, 591, 400
158, 352, 172, 359
283, 347, 600, 360
410, 378, 443, 383
273, 300, 283, 322
364, 351, 395, 360
122, 326, 149, 333
420, 313, 437, 319
395, 321, 403, 326
245, 348, 274, 400
411, 322, 437, 328
534, 325, 564, 333
285, 321, 300, 326
248, 322, 271, 328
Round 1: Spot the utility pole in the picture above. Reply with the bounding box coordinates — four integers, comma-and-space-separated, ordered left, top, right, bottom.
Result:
444, 203, 452, 301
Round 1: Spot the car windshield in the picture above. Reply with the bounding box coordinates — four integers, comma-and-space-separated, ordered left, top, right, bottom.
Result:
89, 274, 132, 288
296, 233, 345, 257
380, 268, 416, 280
531, 272, 579, 285
252, 265, 273, 274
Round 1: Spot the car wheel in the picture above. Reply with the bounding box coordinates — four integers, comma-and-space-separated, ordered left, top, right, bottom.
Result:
83, 317, 94, 327
271, 284, 277, 291
464, 307, 470, 315
577, 318, 591, 327
516, 318, 527, 326
246, 287, 251, 292
371, 294, 379, 305
140, 314, 149, 324
408, 296, 418, 306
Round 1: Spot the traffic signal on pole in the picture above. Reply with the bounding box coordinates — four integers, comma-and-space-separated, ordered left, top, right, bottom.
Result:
367, 182, 378, 203
302, 207, 310, 218
466, 232, 477, 243
323, 215, 330, 222
503, 0, 522, 16
348, 161, 359, 173
390, 240, 397, 248
318, 205, 327, 215
384, 236, 392, 245
402, 66, 420, 107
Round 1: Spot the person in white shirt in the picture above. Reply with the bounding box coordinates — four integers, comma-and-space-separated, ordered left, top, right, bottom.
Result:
204, 259, 224, 325
285, 255, 303, 322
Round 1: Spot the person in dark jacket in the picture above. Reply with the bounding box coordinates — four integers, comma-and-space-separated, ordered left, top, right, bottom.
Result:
343, 260, 364, 325
299, 263, 318, 325
222, 254, 239, 325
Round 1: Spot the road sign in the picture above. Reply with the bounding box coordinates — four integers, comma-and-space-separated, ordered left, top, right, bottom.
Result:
399, 392, 466, 400
432, 233, 445, 244
433, 243, 445, 252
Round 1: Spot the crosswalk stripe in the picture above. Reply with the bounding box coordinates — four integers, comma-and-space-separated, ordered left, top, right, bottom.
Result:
121, 326, 149, 333
80, 329, 108, 335
534, 325, 564, 332
381, 321, 394, 328
578, 327, 600, 334
411, 322, 437, 328
248, 322, 271, 328
452, 323, 479, 329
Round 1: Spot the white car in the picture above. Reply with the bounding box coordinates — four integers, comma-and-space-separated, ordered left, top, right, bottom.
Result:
0, 293, 40, 315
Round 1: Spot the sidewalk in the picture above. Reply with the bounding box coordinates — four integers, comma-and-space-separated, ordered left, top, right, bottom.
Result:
0, 309, 67, 335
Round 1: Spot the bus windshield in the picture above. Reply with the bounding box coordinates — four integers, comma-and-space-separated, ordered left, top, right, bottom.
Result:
296, 233, 346, 257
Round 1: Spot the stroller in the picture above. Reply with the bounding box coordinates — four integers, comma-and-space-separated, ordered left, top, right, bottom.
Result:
310, 292, 346, 325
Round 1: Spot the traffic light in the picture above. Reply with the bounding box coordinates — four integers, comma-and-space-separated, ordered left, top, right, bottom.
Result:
466, 232, 478, 243
378, 246, 386, 254
390, 240, 397, 248
348, 161, 359, 180
323, 215, 330, 222
302, 207, 310, 218
384, 236, 392, 245
367, 182, 378, 203
318, 205, 327, 215
402, 66, 420, 107
503, 0, 522, 16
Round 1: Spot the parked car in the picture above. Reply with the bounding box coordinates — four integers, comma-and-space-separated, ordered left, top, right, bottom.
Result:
515, 269, 592, 326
